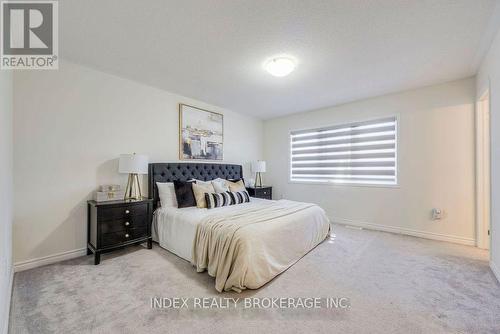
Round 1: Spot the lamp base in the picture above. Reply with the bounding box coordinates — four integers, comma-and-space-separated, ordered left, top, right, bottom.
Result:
124, 173, 143, 200
254, 172, 263, 188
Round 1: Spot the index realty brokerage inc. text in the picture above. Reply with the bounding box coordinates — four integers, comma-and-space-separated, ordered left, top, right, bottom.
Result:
151, 297, 351, 309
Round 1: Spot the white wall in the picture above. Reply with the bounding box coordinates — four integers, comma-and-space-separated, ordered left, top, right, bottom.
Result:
264, 78, 476, 245
477, 27, 500, 281
13, 60, 263, 266
0, 71, 13, 334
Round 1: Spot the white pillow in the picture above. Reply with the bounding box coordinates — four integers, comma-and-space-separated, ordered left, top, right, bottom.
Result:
212, 177, 227, 184
212, 178, 230, 193
156, 182, 177, 208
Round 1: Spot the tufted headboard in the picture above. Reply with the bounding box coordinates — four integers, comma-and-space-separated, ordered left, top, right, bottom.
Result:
148, 162, 243, 209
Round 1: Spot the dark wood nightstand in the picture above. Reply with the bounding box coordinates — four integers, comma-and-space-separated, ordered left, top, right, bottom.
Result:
87, 198, 153, 265
246, 186, 272, 200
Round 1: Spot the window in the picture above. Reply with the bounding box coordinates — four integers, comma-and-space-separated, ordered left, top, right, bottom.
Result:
290, 116, 397, 186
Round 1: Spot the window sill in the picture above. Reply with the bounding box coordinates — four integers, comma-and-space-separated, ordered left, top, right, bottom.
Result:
287, 179, 400, 189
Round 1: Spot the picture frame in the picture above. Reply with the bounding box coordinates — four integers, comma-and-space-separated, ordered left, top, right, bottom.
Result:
179, 103, 224, 160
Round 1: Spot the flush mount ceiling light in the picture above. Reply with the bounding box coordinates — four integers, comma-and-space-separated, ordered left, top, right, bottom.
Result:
264, 56, 297, 77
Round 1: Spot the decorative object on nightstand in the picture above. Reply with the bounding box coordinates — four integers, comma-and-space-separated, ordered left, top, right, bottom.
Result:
94, 184, 125, 202
119, 153, 148, 200
87, 198, 153, 265
246, 186, 272, 200
251, 160, 266, 187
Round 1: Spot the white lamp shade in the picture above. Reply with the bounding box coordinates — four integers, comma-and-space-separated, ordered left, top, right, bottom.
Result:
118, 154, 149, 174
252, 160, 266, 173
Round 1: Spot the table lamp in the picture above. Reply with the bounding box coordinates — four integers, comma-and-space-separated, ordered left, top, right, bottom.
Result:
252, 160, 266, 188
119, 153, 149, 200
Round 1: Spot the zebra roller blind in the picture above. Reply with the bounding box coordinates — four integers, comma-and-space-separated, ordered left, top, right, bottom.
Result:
290, 116, 397, 185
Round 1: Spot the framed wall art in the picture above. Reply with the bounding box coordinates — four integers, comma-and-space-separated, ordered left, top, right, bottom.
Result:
179, 104, 223, 160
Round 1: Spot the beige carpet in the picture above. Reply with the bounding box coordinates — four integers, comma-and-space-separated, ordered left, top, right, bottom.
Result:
9, 225, 500, 334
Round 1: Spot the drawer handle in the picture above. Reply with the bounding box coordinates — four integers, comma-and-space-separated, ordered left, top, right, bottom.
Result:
125, 222, 130, 226
125, 210, 130, 214
125, 233, 130, 238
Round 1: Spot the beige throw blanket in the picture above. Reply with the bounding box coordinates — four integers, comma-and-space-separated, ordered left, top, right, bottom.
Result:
192, 200, 331, 292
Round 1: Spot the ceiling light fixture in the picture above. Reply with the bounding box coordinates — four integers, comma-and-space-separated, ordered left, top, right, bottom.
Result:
264, 56, 296, 77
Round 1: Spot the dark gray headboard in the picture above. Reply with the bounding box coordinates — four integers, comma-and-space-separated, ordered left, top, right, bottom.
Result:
148, 162, 243, 209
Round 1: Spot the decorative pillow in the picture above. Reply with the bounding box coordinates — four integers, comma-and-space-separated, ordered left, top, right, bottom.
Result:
228, 190, 251, 205
192, 182, 215, 208
205, 192, 233, 209
156, 182, 177, 208
228, 178, 245, 186
212, 179, 230, 193
227, 179, 246, 192
173, 180, 196, 208
195, 179, 212, 186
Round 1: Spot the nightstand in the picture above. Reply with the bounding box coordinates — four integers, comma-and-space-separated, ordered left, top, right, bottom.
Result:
246, 186, 272, 200
87, 198, 153, 265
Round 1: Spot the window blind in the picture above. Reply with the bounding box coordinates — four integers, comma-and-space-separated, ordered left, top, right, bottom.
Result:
290, 116, 397, 185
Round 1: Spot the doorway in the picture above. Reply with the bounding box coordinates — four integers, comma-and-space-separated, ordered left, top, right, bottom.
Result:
476, 90, 491, 250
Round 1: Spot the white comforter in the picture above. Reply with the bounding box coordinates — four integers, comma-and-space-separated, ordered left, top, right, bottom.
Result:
153, 199, 330, 292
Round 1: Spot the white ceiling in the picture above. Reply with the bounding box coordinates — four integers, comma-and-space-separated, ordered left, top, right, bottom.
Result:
61, 0, 499, 119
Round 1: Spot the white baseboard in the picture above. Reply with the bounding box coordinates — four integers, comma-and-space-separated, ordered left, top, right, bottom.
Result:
14, 248, 87, 273
491, 260, 500, 283
332, 217, 476, 246
1, 266, 13, 334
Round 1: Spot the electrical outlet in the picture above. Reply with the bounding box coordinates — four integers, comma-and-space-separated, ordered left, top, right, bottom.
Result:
431, 208, 443, 220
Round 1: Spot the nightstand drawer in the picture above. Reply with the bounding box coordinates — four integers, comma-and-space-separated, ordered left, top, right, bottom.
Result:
100, 227, 148, 248
246, 186, 272, 200
99, 203, 147, 221
256, 189, 271, 196
100, 215, 148, 234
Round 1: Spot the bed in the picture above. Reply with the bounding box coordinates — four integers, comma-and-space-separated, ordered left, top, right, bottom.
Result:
149, 163, 331, 292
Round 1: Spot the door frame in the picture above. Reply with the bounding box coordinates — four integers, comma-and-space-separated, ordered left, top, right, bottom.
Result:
476, 89, 491, 250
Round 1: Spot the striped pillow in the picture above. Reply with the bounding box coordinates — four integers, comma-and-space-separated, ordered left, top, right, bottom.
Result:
228, 190, 250, 205
205, 190, 251, 209
205, 192, 233, 209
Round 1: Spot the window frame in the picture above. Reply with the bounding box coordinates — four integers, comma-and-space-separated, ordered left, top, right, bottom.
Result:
288, 115, 400, 188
